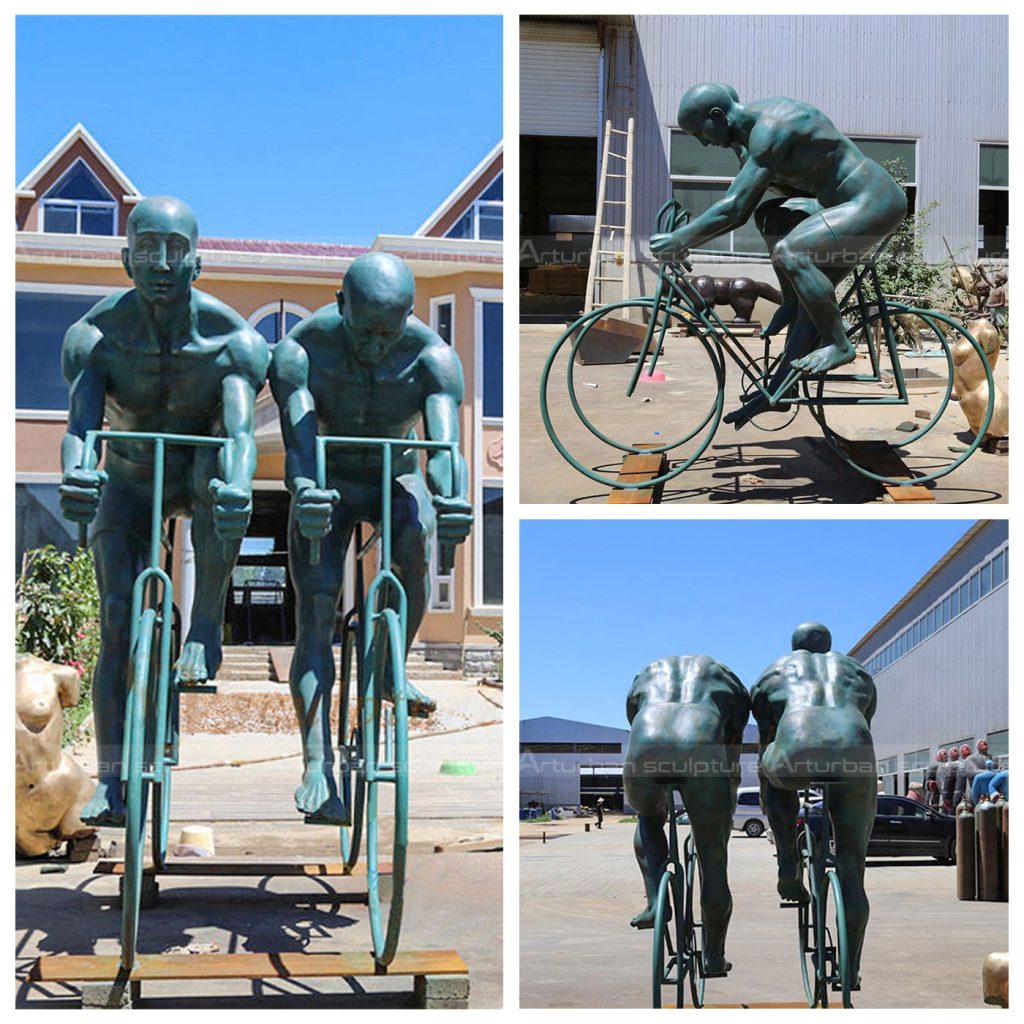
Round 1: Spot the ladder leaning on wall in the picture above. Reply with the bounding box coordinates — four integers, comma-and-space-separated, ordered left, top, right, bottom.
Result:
583, 116, 635, 315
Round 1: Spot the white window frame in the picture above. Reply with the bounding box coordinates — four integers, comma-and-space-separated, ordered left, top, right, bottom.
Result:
429, 293, 456, 345
40, 158, 118, 236
444, 170, 503, 241
977, 141, 1008, 254
248, 300, 312, 344
470, 286, 503, 612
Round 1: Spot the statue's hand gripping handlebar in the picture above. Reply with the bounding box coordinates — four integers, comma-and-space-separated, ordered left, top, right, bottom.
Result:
652, 199, 694, 271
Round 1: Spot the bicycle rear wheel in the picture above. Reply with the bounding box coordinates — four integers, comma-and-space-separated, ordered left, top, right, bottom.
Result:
338, 611, 366, 870
121, 607, 157, 971
364, 607, 408, 966
805, 306, 995, 485
683, 835, 706, 1007
796, 822, 819, 1007
825, 868, 852, 1007
651, 868, 679, 1008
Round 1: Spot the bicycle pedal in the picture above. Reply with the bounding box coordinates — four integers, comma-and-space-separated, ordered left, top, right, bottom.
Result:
303, 813, 352, 827
703, 969, 729, 979
177, 683, 218, 694
779, 901, 801, 909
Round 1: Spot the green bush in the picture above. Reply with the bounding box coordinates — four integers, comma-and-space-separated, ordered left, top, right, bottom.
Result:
16, 545, 100, 744
475, 619, 504, 682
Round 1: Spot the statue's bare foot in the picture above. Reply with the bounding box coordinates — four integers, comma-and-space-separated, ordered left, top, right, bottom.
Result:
723, 393, 791, 429
80, 780, 126, 827
383, 679, 436, 719
175, 621, 223, 687
630, 904, 666, 930
295, 767, 348, 824
791, 341, 855, 375
703, 954, 733, 977
778, 876, 811, 903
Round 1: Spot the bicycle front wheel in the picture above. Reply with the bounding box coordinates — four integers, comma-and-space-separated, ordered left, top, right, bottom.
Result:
121, 607, 157, 971
683, 835, 706, 1007
540, 299, 725, 491
338, 612, 366, 870
651, 868, 677, 1008
826, 868, 852, 1008
364, 607, 408, 967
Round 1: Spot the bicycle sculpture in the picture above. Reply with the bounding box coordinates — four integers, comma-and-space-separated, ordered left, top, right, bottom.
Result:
624, 654, 749, 1008
541, 85, 995, 492
74, 429, 236, 972
315, 434, 464, 966
791, 787, 852, 1008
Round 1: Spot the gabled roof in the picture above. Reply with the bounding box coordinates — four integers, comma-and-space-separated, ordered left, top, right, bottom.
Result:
16, 123, 142, 200
414, 141, 502, 237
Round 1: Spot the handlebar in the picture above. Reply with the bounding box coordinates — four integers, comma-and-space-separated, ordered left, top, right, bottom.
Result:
653, 199, 693, 271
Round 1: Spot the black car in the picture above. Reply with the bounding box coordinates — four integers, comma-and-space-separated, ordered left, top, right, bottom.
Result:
799, 795, 957, 863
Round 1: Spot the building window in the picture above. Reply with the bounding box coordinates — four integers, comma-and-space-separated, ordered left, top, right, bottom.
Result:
249, 302, 310, 346
877, 755, 898, 795
986, 729, 1009, 762
850, 138, 917, 214
41, 159, 117, 236
904, 748, 930, 792
445, 171, 503, 241
430, 296, 455, 345
482, 300, 503, 418
669, 131, 764, 256
481, 485, 503, 606
429, 545, 455, 612
16, 289, 108, 410
978, 144, 1008, 258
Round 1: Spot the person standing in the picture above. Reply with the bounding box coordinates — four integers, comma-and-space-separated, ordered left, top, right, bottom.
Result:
596, 797, 605, 829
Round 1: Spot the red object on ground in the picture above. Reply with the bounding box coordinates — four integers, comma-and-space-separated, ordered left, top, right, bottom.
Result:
639, 371, 667, 383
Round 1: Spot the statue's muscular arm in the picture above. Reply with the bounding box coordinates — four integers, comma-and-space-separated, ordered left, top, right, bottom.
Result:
269, 325, 339, 539
750, 662, 785, 749
59, 314, 109, 523
652, 117, 790, 256
417, 329, 473, 548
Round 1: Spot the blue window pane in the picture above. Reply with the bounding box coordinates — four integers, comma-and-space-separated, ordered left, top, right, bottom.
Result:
942, 596, 951, 624
950, 588, 959, 616
970, 572, 980, 604
445, 209, 474, 240
993, 551, 1005, 586
435, 302, 453, 345
80, 205, 115, 236
284, 312, 302, 333
482, 486, 503, 605
255, 313, 280, 346
980, 562, 991, 596
17, 291, 100, 409
926, 609, 933, 635
43, 205, 77, 233
480, 172, 503, 201
482, 301, 503, 417
47, 161, 113, 202
478, 206, 503, 240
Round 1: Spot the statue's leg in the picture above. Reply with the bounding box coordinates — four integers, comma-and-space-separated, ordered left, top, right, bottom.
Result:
680, 775, 734, 975
383, 472, 438, 716
760, 771, 808, 903
288, 500, 353, 823
176, 463, 240, 683
828, 780, 876, 990
80, 485, 150, 826
754, 198, 807, 337
623, 776, 671, 929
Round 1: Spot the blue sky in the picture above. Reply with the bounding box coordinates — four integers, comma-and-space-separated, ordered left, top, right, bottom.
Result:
16, 16, 502, 245
521, 519, 977, 728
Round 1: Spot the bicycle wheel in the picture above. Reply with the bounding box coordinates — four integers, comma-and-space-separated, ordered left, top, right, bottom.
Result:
805, 305, 995, 486
683, 835, 706, 1007
121, 607, 157, 971
540, 299, 725, 491
364, 606, 408, 966
826, 868, 852, 1008
338, 612, 366, 870
651, 868, 677, 1008
796, 822, 819, 1007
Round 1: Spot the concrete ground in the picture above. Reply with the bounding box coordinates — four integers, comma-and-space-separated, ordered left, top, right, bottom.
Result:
519, 818, 1007, 1008
524, 323, 1009, 504
16, 684, 503, 1008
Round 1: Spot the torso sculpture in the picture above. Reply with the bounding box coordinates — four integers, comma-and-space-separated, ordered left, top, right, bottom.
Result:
624, 654, 750, 976
269, 251, 473, 823
750, 623, 876, 990
651, 84, 906, 427
58, 196, 269, 825
15, 654, 96, 856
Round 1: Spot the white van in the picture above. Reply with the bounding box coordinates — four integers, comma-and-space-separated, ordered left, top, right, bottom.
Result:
733, 787, 768, 837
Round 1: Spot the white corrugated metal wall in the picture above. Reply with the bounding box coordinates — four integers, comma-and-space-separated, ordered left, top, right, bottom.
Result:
614, 15, 1008, 293
521, 21, 600, 137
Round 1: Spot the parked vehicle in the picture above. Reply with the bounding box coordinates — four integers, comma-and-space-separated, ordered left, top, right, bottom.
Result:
801, 795, 957, 863
733, 787, 769, 837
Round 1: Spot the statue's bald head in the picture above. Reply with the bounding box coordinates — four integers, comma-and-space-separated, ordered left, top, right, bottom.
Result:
342, 252, 415, 313
677, 83, 740, 142
791, 622, 832, 654
126, 195, 199, 246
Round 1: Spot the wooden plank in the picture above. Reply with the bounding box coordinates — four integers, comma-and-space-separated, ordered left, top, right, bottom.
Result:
608, 446, 667, 505
883, 483, 935, 503
27, 950, 468, 983
93, 860, 389, 878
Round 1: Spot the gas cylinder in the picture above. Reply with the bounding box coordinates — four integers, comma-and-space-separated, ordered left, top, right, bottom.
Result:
956, 799, 977, 900
976, 796, 999, 901
998, 799, 1008, 901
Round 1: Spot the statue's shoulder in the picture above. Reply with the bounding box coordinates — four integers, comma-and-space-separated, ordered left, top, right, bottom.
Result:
414, 320, 463, 388
751, 654, 789, 693
62, 290, 134, 373
295, 304, 344, 348
194, 292, 270, 382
